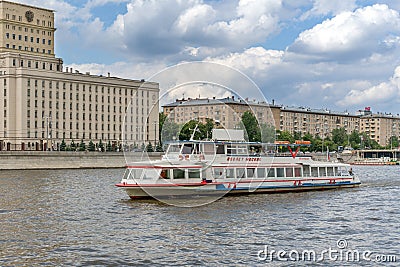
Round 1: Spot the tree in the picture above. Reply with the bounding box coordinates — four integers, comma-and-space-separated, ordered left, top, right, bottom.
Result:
204, 118, 214, 140
349, 131, 361, 149
241, 111, 261, 142
260, 123, 275, 143
332, 127, 347, 146
146, 142, 154, 152
79, 139, 86, 151
155, 141, 163, 152
107, 141, 112, 152
387, 136, 399, 149
159, 112, 167, 142
70, 140, 76, 151
178, 120, 202, 140
88, 140, 96, 151
160, 117, 180, 143
98, 140, 104, 152
277, 130, 294, 143
60, 139, 66, 151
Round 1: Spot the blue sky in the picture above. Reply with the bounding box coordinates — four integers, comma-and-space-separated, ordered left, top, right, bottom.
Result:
14, 0, 400, 114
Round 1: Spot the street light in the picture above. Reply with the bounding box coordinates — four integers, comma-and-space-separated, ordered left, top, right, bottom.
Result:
154, 121, 157, 147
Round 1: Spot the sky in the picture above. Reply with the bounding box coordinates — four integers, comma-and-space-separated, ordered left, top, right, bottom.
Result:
14, 0, 400, 115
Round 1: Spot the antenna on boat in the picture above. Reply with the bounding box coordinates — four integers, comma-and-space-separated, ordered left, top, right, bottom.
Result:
189, 124, 200, 141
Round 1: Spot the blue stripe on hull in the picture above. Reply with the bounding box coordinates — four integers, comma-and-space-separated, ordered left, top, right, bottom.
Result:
216, 182, 361, 192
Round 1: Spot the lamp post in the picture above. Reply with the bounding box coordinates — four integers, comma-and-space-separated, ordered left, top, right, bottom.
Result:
154, 121, 157, 147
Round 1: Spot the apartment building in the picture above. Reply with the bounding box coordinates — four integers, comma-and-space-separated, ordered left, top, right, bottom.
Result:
162, 96, 277, 129
360, 113, 400, 147
163, 97, 400, 147
0, 1, 159, 150
278, 106, 360, 138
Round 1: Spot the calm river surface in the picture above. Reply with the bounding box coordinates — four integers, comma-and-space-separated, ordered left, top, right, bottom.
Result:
0, 166, 399, 266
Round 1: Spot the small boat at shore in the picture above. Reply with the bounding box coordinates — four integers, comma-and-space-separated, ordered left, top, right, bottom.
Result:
116, 130, 361, 200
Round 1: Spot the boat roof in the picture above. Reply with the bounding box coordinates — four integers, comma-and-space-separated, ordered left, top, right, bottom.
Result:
165, 140, 309, 147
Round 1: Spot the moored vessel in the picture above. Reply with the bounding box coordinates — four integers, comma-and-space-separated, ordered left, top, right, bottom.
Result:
116, 130, 361, 200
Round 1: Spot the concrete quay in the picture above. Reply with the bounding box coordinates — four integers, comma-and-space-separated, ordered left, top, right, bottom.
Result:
0, 151, 163, 170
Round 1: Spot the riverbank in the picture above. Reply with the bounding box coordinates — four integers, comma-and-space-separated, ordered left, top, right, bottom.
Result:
0, 151, 163, 170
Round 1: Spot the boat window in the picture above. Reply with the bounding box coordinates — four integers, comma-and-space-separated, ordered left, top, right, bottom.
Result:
160, 169, 170, 179
303, 166, 310, 177
181, 144, 193, 154
124, 169, 133, 180
131, 169, 143, 179
257, 168, 265, 178
276, 168, 285, 177
334, 167, 339, 175
327, 167, 334, 176
311, 167, 318, 177
226, 168, 235, 178
227, 144, 248, 155
167, 144, 180, 153
173, 169, 185, 179
247, 168, 255, 178
267, 168, 275, 177
203, 144, 215, 155
237, 145, 248, 155
216, 144, 225, 154
142, 168, 158, 180
286, 168, 293, 177
237, 168, 246, 178
319, 167, 326, 176
213, 168, 224, 178
188, 169, 200, 178
227, 145, 236, 155
294, 168, 302, 177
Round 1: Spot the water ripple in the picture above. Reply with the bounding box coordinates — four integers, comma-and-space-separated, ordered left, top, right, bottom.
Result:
0, 167, 399, 266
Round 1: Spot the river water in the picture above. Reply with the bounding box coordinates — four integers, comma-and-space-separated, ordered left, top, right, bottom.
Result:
0, 166, 399, 266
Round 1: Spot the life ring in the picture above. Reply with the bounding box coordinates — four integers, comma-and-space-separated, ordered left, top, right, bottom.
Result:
178, 154, 183, 161
185, 154, 190, 160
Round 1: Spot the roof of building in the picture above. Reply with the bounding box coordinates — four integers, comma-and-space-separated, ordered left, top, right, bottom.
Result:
162, 96, 273, 108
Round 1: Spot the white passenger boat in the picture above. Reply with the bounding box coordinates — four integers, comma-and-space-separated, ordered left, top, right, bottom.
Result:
116, 130, 361, 200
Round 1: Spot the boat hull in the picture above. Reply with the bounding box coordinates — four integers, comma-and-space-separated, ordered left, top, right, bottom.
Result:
116, 180, 361, 199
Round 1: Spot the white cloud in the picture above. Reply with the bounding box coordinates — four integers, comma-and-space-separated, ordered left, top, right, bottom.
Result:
339, 66, 400, 106
300, 0, 357, 20
57, 0, 285, 60
290, 4, 400, 62
206, 47, 284, 77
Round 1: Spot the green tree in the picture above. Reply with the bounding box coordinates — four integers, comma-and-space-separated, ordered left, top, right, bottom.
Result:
79, 139, 86, 151
387, 136, 399, 149
146, 142, 154, 152
179, 120, 201, 140
88, 140, 96, 151
107, 141, 112, 152
204, 118, 214, 140
60, 139, 66, 151
70, 140, 76, 151
98, 140, 104, 152
260, 123, 276, 143
155, 141, 163, 152
160, 117, 180, 143
159, 112, 167, 141
332, 127, 347, 146
293, 131, 302, 141
277, 130, 294, 143
241, 111, 261, 142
